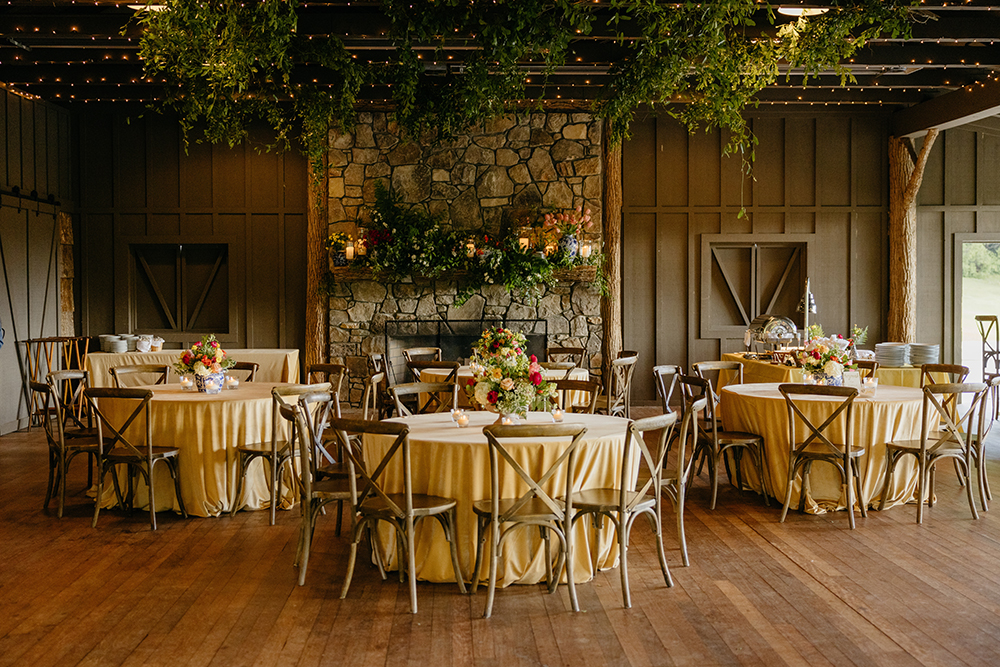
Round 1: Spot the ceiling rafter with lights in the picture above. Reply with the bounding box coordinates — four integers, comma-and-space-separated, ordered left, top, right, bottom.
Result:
1, 0, 999, 110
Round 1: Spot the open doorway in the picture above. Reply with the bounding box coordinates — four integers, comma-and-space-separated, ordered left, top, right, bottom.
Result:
961, 241, 1000, 383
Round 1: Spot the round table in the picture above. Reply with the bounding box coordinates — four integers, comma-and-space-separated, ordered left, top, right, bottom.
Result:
97, 382, 294, 517
364, 411, 636, 586
720, 383, 929, 514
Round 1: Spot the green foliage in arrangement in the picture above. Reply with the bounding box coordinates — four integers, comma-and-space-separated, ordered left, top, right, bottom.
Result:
345, 183, 602, 304
131, 0, 916, 175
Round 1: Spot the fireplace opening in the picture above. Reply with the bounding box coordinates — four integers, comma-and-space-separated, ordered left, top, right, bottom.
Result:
384, 319, 548, 384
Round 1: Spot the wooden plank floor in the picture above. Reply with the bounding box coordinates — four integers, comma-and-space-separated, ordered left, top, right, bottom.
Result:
3, 414, 1000, 667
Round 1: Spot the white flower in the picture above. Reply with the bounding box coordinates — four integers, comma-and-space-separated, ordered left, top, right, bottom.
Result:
823, 360, 844, 377
474, 382, 491, 406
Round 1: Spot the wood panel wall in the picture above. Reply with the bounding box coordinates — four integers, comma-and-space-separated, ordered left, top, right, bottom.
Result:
0, 88, 74, 433
915, 118, 1000, 367
622, 109, 892, 400
74, 105, 308, 353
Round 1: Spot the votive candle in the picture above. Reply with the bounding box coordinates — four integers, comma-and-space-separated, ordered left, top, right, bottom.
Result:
552, 407, 564, 422
345, 244, 355, 260
456, 413, 470, 427
580, 243, 592, 258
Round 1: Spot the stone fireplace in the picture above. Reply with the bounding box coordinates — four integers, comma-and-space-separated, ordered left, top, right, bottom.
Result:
325, 112, 605, 404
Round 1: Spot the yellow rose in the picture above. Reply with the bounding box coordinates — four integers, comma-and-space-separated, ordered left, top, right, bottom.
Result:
490, 367, 503, 381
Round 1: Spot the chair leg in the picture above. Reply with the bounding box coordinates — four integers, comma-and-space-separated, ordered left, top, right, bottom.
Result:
618, 513, 632, 608
754, 445, 770, 506
340, 518, 363, 598
231, 452, 250, 517
271, 456, 283, 527
780, 461, 798, 523
437, 510, 468, 594
853, 460, 867, 519
961, 458, 980, 520
652, 500, 673, 588
57, 454, 68, 519
92, 463, 106, 528
405, 515, 418, 613
916, 456, 927, 524
541, 526, 555, 594
844, 459, 856, 531
484, 521, 501, 618
562, 519, 579, 613
298, 504, 316, 586
878, 450, 898, 512
471, 515, 488, 594
676, 485, 689, 567
169, 459, 188, 519
43, 450, 56, 513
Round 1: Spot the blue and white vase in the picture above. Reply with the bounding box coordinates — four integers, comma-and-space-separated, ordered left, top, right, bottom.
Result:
195, 372, 225, 393
558, 234, 579, 258
811, 372, 843, 386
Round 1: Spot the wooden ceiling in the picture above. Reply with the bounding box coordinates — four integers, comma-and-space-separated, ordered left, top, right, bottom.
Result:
2, 0, 1000, 119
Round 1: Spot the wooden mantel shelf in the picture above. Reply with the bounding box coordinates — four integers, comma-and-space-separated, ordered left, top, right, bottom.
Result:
327, 264, 598, 283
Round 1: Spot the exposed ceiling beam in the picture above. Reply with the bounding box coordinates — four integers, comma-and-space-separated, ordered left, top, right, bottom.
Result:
892, 75, 1000, 137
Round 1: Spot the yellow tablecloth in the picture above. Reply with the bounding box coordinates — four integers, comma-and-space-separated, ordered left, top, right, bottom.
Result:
720, 383, 929, 513
364, 411, 637, 587
420, 365, 591, 408
722, 352, 925, 387
86, 349, 300, 387
97, 382, 295, 517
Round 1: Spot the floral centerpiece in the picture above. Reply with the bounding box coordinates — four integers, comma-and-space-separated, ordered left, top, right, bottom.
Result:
542, 206, 593, 259
465, 327, 558, 420
798, 335, 853, 386
174, 334, 236, 392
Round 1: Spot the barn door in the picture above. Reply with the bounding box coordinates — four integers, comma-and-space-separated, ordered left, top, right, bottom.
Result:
127, 242, 234, 344
700, 237, 808, 339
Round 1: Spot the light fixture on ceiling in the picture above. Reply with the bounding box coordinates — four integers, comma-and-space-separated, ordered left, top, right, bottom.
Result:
778, 7, 830, 17
127, 3, 167, 11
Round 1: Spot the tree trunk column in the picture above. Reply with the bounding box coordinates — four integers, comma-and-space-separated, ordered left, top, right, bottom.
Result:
305, 153, 329, 374
601, 124, 623, 384
887, 130, 937, 343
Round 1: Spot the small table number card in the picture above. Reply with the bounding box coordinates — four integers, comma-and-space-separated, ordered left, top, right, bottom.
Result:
842, 369, 862, 390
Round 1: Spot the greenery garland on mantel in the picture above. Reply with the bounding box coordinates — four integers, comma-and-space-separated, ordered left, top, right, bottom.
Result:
321, 183, 606, 304
131, 0, 917, 175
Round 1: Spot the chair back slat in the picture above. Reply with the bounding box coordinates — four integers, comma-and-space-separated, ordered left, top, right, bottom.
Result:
652, 365, 683, 415
390, 381, 458, 416
329, 417, 412, 518
482, 423, 587, 521
110, 364, 169, 388
84, 387, 154, 459
625, 412, 679, 509
778, 384, 858, 457
921, 382, 988, 455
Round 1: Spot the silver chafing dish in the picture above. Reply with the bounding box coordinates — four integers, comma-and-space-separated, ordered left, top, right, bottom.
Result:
744, 314, 798, 351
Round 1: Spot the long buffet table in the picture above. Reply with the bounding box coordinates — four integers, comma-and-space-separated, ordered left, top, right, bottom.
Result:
85, 349, 300, 386
721, 352, 925, 387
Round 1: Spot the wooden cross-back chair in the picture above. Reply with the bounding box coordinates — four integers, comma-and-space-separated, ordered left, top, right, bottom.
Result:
46, 369, 95, 439
653, 365, 684, 416
472, 423, 588, 618
879, 382, 989, 523
660, 387, 707, 567
569, 412, 678, 608
552, 378, 601, 414
228, 361, 259, 382
541, 346, 585, 379
976, 315, 1000, 376
231, 382, 333, 524
593, 354, 638, 419
307, 363, 347, 396
680, 374, 769, 510
276, 392, 344, 585
778, 384, 865, 529
402, 347, 442, 363
110, 364, 170, 388
368, 354, 396, 419
854, 359, 879, 380
334, 417, 466, 614
390, 381, 458, 416
85, 387, 187, 530
32, 379, 99, 518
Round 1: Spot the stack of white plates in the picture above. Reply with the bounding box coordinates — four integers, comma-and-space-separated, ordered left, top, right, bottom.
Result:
909, 343, 940, 366
876, 342, 909, 367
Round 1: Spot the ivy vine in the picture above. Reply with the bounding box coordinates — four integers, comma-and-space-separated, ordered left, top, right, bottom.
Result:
132, 0, 916, 176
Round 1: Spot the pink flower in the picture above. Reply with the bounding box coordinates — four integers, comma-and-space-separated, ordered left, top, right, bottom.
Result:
466, 378, 475, 386
530, 354, 537, 363
530, 372, 542, 386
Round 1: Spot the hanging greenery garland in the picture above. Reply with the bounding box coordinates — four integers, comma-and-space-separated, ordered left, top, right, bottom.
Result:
131, 0, 916, 172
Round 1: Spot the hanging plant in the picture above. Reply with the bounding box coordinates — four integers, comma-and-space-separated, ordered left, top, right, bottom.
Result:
131, 0, 916, 175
